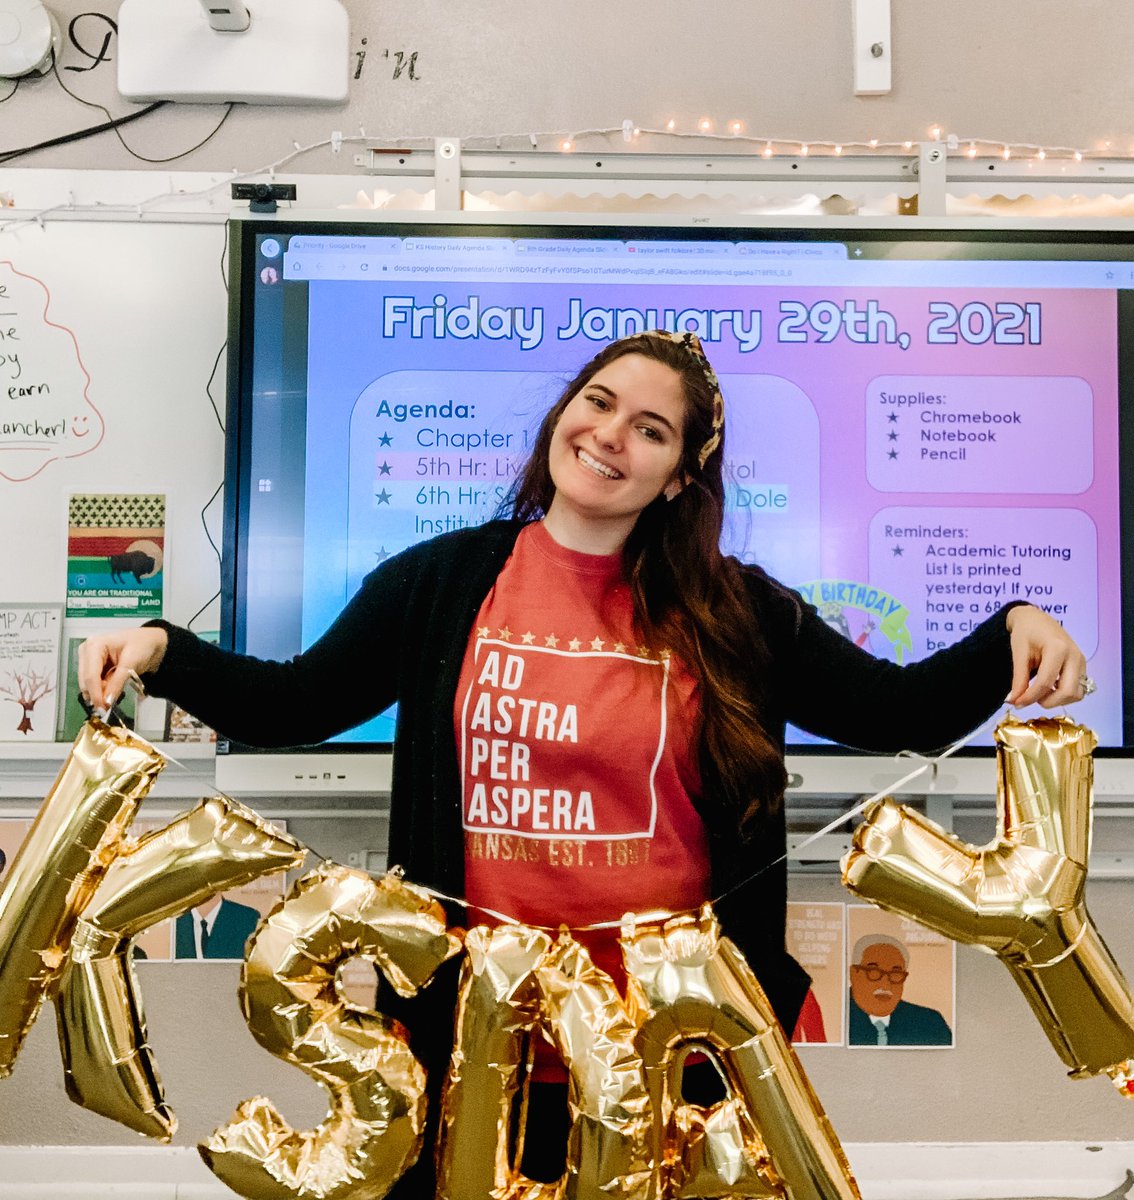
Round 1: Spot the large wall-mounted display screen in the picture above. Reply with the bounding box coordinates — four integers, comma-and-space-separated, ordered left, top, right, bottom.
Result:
223, 218, 1134, 788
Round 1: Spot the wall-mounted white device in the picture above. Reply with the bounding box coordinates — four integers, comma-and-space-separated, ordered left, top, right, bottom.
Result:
0, 0, 60, 78
117, 0, 349, 105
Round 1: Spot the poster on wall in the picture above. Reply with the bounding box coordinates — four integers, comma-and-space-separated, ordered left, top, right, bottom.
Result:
0, 820, 31, 883
66, 493, 165, 619
165, 826, 290, 962
56, 636, 135, 741
118, 819, 181, 963
786, 901, 846, 1045
0, 603, 62, 741
846, 904, 956, 1049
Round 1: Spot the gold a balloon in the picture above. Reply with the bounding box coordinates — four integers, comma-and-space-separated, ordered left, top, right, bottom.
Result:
201, 864, 464, 1200
0, 721, 163, 1072
843, 716, 1134, 1086
623, 908, 860, 1200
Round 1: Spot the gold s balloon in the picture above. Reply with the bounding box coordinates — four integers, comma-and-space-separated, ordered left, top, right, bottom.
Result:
623, 907, 860, 1200
0, 720, 163, 1073
56, 796, 307, 1139
843, 716, 1134, 1085
201, 864, 463, 1200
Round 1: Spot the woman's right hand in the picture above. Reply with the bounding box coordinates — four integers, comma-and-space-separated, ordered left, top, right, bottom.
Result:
78, 627, 169, 712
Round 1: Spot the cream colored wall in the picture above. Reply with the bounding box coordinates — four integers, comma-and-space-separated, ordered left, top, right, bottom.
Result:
3, 1, 1132, 175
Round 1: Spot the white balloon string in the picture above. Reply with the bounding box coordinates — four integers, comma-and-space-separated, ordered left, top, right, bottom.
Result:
707, 709, 1001, 912
102, 695, 1005, 933
392, 709, 1008, 934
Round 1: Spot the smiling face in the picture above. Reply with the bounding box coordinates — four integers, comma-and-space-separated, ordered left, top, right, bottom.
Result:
544, 353, 687, 552
850, 942, 908, 1017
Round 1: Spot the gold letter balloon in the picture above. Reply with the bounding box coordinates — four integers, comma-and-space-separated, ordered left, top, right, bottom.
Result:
437, 914, 859, 1200
434, 923, 552, 1200
623, 908, 860, 1200
56, 795, 307, 1139
201, 864, 463, 1200
843, 716, 1134, 1092
0, 720, 163, 1072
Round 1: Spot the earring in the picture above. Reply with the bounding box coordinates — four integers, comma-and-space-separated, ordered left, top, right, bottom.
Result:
663, 480, 683, 502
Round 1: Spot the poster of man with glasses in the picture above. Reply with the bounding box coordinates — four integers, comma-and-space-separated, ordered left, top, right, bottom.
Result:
846, 907, 955, 1048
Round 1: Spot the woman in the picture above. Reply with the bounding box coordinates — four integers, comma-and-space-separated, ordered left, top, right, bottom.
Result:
79, 329, 1088, 1183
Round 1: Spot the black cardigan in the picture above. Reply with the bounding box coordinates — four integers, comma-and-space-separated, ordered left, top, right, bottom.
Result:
146, 519, 1016, 1182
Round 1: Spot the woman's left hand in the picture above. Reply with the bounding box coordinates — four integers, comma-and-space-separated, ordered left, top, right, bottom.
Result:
1005, 605, 1090, 708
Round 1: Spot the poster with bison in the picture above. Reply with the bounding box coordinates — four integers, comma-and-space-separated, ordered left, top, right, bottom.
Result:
66, 494, 165, 619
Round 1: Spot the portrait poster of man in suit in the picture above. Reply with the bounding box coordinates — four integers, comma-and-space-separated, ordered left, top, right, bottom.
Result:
168, 832, 289, 962
786, 901, 846, 1045
846, 906, 955, 1048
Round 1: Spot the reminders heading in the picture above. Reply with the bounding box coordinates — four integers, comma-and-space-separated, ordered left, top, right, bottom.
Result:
381, 295, 1046, 352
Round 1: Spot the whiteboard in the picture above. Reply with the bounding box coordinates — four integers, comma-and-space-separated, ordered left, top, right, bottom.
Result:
0, 220, 228, 638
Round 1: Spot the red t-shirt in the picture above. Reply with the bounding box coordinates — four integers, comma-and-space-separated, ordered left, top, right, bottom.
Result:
456, 522, 711, 1076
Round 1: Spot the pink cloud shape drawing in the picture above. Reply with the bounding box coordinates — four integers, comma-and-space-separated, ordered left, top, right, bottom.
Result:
0, 262, 104, 483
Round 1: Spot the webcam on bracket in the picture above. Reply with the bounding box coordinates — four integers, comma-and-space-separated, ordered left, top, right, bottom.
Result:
231, 182, 297, 213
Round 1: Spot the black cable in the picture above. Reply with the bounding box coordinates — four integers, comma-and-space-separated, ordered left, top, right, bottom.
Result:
186, 588, 220, 631
0, 100, 165, 164
205, 339, 227, 435
188, 479, 224, 631
220, 215, 229, 290
189, 225, 232, 633
48, 57, 236, 164
0, 78, 19, 105
112, 102, 235, 164
199, 479, 224, 563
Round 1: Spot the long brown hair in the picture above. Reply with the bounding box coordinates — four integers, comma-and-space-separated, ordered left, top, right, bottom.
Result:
506, 334, 786, 834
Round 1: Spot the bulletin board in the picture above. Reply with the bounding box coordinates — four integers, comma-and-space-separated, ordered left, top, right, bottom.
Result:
0, 219, 229, 665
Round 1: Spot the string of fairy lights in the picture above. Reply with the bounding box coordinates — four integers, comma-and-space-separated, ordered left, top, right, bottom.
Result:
4, 117, 1133, 236
471, 120, 1123, 166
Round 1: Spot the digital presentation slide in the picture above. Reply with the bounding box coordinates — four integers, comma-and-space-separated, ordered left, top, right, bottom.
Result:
250, 241, 1122, 747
